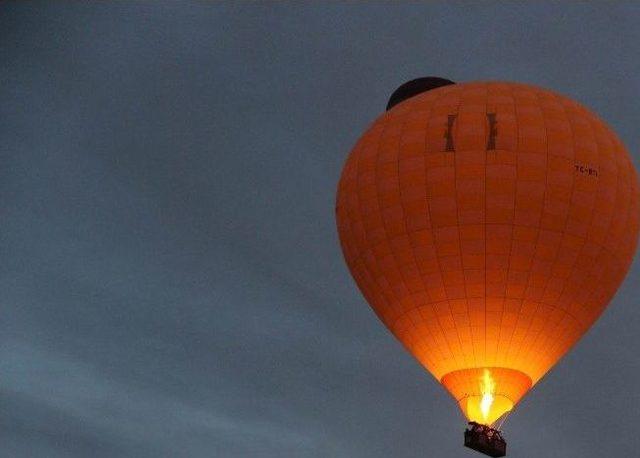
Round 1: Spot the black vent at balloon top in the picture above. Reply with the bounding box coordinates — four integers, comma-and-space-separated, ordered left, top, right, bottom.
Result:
386, 77, 455, 111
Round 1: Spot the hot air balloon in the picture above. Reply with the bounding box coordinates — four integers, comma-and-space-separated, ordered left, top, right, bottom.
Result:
335, 77, 639, 456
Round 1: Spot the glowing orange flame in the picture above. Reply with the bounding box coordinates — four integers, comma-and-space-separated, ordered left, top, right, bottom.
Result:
479, 369, 496, 423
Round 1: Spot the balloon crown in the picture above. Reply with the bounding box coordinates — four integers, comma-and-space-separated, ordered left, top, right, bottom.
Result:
386, 76, 455, 111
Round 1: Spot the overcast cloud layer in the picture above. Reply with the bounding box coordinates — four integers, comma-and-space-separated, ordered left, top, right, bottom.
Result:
2, 2, 640, 457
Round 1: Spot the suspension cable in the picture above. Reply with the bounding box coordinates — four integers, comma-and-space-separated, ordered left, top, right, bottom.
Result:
495, 408, 512, 432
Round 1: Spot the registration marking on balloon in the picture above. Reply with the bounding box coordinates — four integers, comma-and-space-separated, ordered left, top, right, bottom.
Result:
574, 163, 599, 177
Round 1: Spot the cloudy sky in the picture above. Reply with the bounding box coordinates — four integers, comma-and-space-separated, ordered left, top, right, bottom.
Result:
2, 2, 640, 457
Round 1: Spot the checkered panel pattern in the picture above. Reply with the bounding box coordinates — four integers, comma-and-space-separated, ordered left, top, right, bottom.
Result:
336, 82, 639, 406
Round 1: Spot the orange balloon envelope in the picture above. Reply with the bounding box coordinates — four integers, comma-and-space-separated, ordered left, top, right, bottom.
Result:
336, 79, 639, 426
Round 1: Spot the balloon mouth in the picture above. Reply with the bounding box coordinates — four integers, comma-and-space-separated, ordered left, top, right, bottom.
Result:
441, 367, 532, 426
460, 394, 514, 426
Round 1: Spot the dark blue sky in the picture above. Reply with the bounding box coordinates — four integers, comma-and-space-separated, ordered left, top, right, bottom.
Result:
2, 2, 640, 457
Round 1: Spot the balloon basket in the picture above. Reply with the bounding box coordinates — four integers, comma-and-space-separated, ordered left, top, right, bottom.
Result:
464, 422, 506, 457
